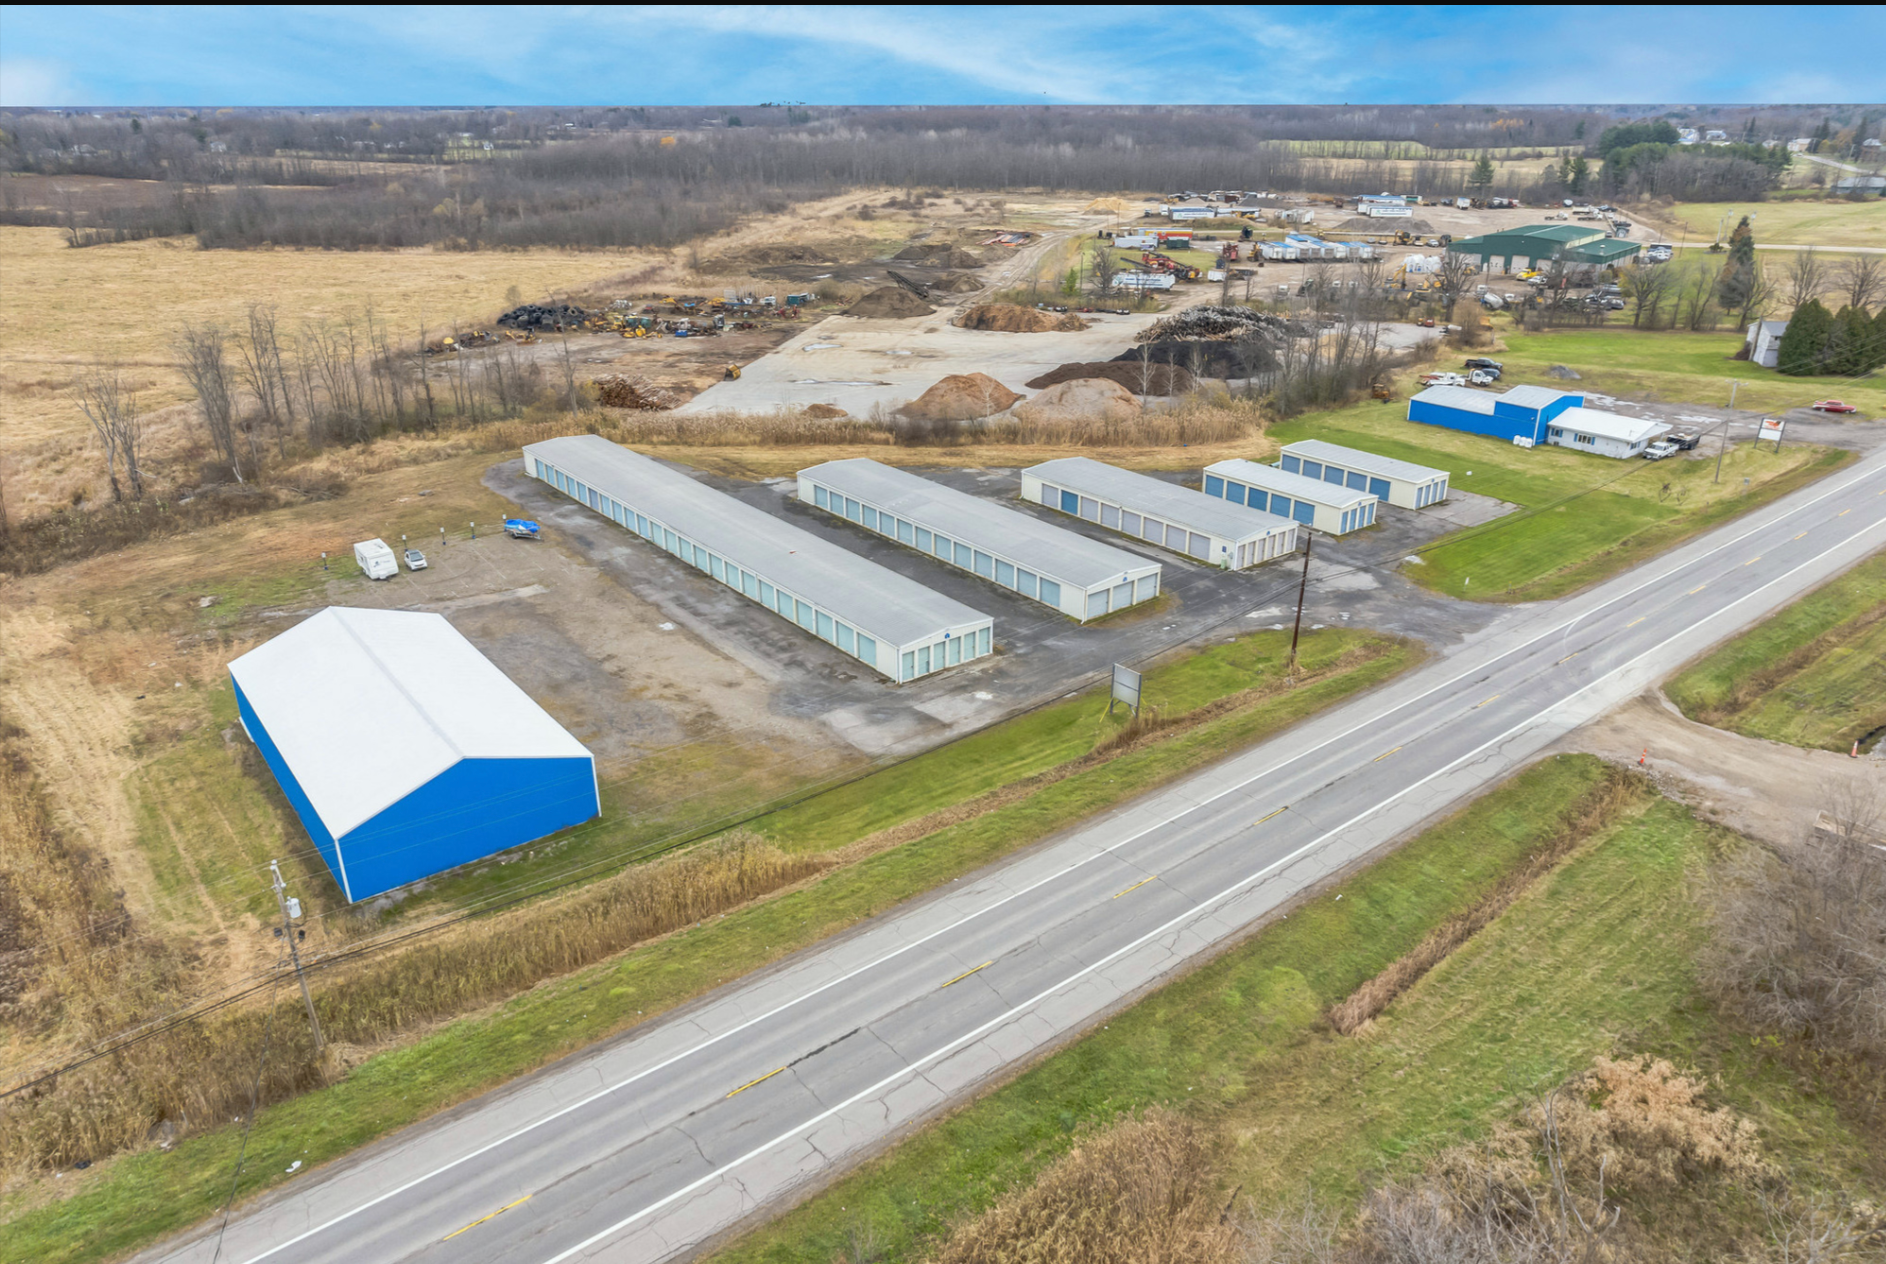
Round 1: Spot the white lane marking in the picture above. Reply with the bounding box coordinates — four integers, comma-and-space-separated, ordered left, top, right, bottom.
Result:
224, 472, 1886, 1264
539, 512, 1886, 1264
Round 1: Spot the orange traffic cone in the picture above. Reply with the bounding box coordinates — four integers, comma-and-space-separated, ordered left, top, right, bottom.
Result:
1853, 740, 1862, 758
1638, 748, 1648, 767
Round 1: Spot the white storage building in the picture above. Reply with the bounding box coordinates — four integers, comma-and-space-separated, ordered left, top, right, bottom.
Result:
1202, 458, 1378, 535
1543, 408, 1671, 459
525, 437, 992, 683
1021, 457, 1298, 568
799, 459, 1161, 623
1277, 440, 1450, 509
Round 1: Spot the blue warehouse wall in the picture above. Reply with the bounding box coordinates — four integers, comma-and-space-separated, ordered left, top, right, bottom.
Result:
1408, 399, 1532, 443
232, 676, 351, 899
336, 756, 599, 901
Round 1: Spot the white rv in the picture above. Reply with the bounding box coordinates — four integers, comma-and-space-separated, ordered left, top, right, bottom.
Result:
353, 538, 399, 580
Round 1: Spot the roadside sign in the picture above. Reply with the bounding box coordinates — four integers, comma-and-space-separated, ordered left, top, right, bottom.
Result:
1757, 417, 1786, 445
1109, 663, 1142, 716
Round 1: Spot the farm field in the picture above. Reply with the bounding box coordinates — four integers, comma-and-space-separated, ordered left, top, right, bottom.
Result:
1270, 381, 1847, 603
1637, 197, 1886, 249
716, 755, 1882, 1264
1666, 548, 1886, 752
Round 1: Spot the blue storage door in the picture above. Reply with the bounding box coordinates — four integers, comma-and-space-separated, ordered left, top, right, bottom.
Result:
1369, 477, 1390, 500
1293, 500, 1315, 525
1060, 490, 1080, 514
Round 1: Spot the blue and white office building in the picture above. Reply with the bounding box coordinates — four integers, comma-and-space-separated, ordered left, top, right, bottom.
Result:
228, 607, 599, 902
1202, 458, 1378, 535
526, 436, 992, 683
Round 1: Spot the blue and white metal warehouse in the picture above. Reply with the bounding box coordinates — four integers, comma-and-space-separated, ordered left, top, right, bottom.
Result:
1203, 458, 1378, 535
1407, 384, 1669, 458
799, 458, 1161, 622
1276, 439, 1450, 509
526, 436, 992, 682
1020, 456, 1298, 568
228, 606, 599, 903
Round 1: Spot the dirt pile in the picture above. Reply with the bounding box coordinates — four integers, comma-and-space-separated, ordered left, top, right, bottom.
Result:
959, 304, 1090, 333
1110, 339, 1277, 378
844, 286, 935, 318
933, 272, 984, 293
594, 375, 676, 410
894, 242, 988, 269
497, 302, 587, 331
899, 373, 1022, 421
802, 402, 849, 419
1026, 361, 1197, 396
1325, 215, 1438, 235
1013, 378, 1141, 424
1083, 196, 1133, 215
1546, 364, 1583, 379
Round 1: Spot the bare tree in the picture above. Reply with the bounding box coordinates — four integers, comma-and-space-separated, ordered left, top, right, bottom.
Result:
236, 305, 293, 458
1089, 237, 1120, 298
177, 325, 243, 482
1837, 254, 1883, 313
1674, 257, 1719, 331
1626, 262, 1676, 329
1786, 248, 1827, 310
1732, 257, 1775, 331
76, 368, 146, 502
1434, 250, 1476, 313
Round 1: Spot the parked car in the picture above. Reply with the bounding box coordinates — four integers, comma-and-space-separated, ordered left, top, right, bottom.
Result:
1420, 371, 1467, 387
1669, 432, 1701, 450
1463, 357, 1503, 371
1810, 399, 1858, 414
1468, 368, 1501, 386
1583, 295, 1626, 310
1642, 441, 1679, 460
403, 548, 428, 571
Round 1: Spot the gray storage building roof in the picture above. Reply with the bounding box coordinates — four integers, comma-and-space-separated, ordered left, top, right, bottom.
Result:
802, 458, 1155, 590
525, 436, 988, 648
1500, 384, 1577, 410
1278, 440, 1448, 485
1205, 458, 1377, 509
1411, 384, 1495, 414
1025, 457, 1288, 542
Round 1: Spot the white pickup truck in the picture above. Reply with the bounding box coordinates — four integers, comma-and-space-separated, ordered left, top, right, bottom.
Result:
353, 538, 398, 580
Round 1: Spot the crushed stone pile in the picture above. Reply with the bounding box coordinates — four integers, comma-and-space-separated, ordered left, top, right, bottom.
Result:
594, 375, 676, 410
898, 373, 1022, 422
932, 272, 984, 293
802, 402, 849, 418
844, 286, 935, 318
497, 302, 588, 330
1013, 378, 1142, 425
1324, 215, 1438, 235
1110, 338, 1277, 378
959, 304, 1090, 333
1026, 361, 1197, 396
1545, 364, 1583, 379
893, 242, 988, 269
1135, 305, 1287, 343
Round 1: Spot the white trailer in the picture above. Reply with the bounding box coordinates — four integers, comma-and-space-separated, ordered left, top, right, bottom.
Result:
1112, 233, 1158, 249
353, 538, 398, 580
1112, 272, 1177, 291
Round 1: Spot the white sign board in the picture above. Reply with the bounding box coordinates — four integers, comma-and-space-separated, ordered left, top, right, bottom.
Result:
1757, 417, 1786, 444
1110, 663, 1143, 714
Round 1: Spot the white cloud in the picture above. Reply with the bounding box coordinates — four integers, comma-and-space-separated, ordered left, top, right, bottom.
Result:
0, 58, 80, 107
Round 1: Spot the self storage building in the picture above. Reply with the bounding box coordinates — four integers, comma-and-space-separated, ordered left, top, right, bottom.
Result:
1203, 458, 1378, 535
799, 458, 1161, 622
1021, 456, 1298, 568
228, 607, 599, 903
1276, 439, 1449, 509
526, 436, 992, 683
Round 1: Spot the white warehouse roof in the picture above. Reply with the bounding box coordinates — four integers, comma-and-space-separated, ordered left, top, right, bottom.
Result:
227, 607, 590, 840
1024, 457, 1285, 542
1548, 407, 1670, 445
802, 458, 1154, 590
526, 436, 987, 649
1205, 458, 1377, 509
1278, 439, 1448, 485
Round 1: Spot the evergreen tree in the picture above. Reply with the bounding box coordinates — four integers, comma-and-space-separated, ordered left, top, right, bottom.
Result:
1776, 299, 1832, 376
1469, 154, 1495, 190
1716, 215, 1758, 312
1558, 156, 1573, 186
1574, 120, 1587, 141
1809, 117, 1831, 154
1743, 116, 1758, 143
1568, 156, 1589, 195
1872, 308, 1886, 372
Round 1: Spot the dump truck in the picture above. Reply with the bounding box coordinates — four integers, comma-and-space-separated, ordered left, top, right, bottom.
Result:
353, 538, 398, 580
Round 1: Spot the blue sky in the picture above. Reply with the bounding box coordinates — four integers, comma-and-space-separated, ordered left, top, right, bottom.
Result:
2, 5, 1881, 108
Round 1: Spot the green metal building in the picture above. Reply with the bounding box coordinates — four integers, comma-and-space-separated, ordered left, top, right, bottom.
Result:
1445, 224, 1639, 274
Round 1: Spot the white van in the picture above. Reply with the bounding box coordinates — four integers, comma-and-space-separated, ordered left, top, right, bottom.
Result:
353, 538, 398, 580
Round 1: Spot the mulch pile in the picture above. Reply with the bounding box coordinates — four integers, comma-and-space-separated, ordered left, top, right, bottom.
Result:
844, 287, 935, 318
1110, 339, 1276, 378
1135, 305, 1286, 343
594, 375, 676, 410
1026, 361, 1197, 396
899, 373, 1022, 421
497, 303, 588, 331
802, 402, 850, 418
959, 304, 1089, 333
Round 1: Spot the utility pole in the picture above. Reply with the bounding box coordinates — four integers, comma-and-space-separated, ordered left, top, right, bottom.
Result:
1287, 533, 1313, 678
269, 860, 323, 1054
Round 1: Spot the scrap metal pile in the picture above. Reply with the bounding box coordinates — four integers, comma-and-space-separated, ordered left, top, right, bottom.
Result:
497, 303, 589, 331
593, 375, 677, 410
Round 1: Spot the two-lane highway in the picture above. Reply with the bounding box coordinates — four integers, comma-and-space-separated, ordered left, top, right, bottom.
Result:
142, 448, 1886, 1264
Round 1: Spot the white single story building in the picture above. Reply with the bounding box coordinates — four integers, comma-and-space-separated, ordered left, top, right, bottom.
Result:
1276, 440, 1450, 510
1022, 457, 1299, 569
1543, 408, 1671, 459
1745, 319, 1788, 369
1202, 459, 1379, 535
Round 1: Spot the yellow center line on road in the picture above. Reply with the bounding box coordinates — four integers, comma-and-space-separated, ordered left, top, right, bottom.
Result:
1626, 617, 1646, 628
1794, 532, 1807, 540
443, 1195, 533, 1242
1473, 693, 1501, 708
940, 960, 994, 987
1253, 806, 1287, 826
727, 1067, 786, 1098
1839, 509, 1851, 517
1112, 876, 1156, 900
1687, 584, 1707, 595
1557, 651, 1579, 665
1745, 556, 1761, 566
1373, 746, 1402, 763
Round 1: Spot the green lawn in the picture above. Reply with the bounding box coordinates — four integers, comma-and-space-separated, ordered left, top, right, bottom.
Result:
3, 630, 1416, 1264
716, 757, 1881, 1264
1270, 378, 1851, 601
1650, 199, 1886, 250
1667, 549, 1886, 752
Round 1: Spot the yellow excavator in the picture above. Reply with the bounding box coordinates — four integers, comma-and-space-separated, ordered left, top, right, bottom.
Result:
724, 364, 742, 381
